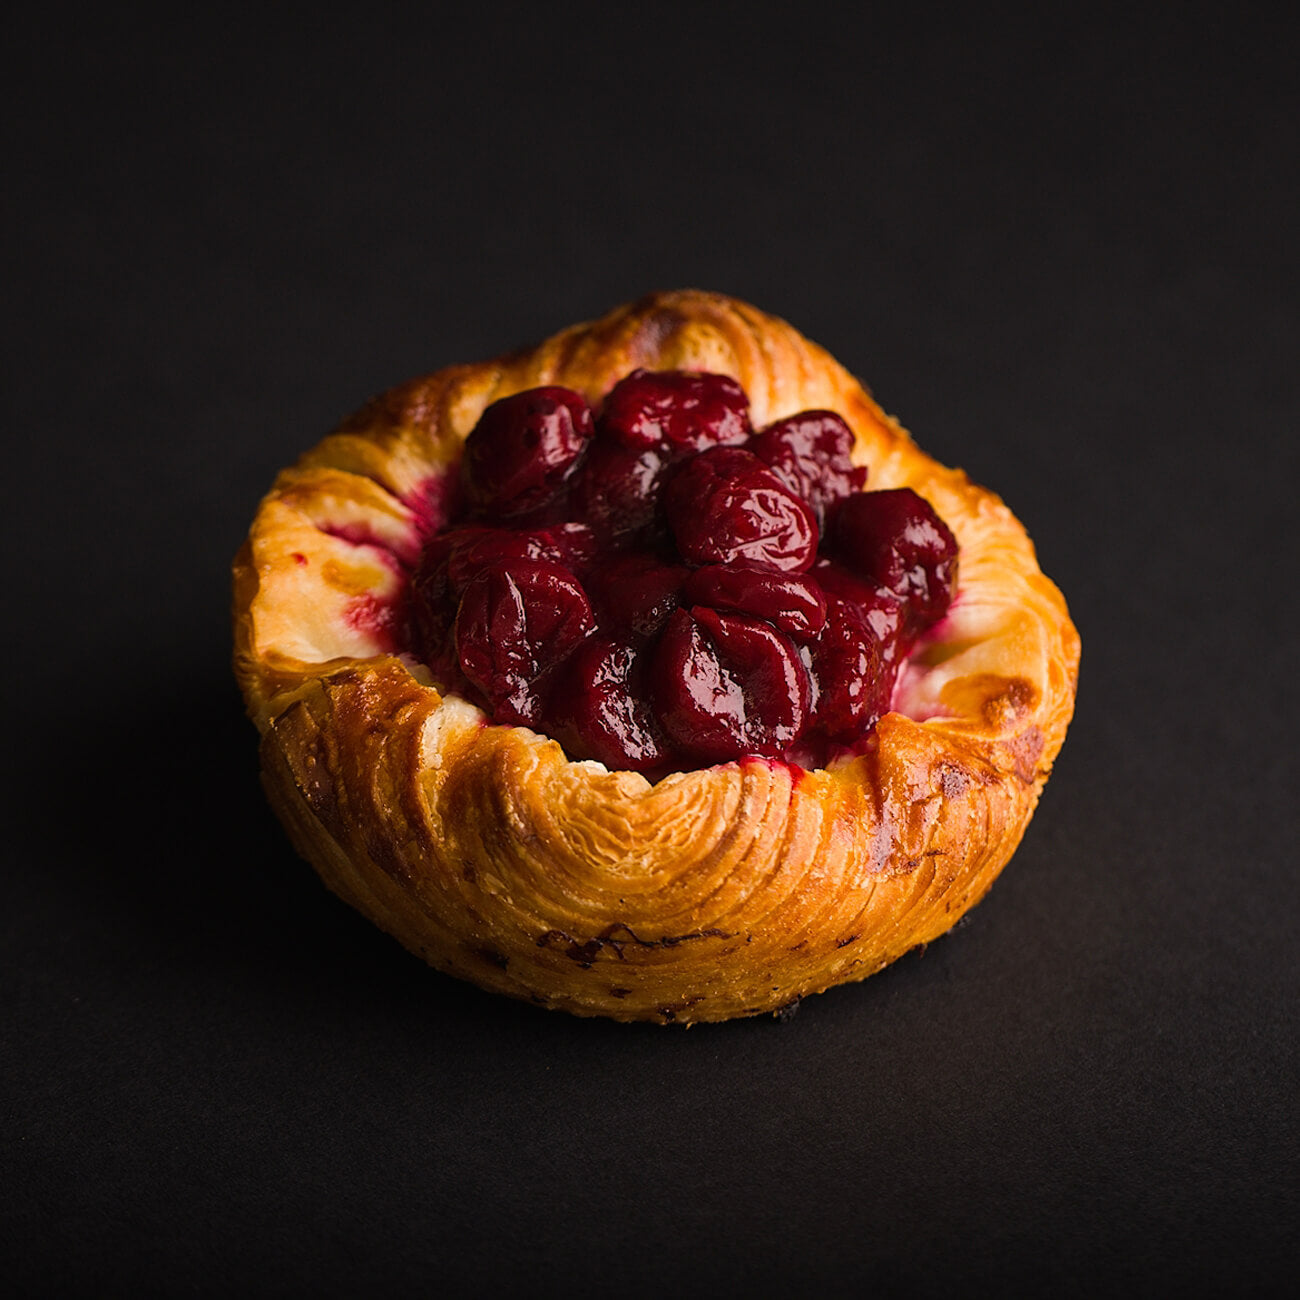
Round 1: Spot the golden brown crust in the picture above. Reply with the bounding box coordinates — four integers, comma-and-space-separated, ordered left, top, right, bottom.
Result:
233, 290, 1080, 1022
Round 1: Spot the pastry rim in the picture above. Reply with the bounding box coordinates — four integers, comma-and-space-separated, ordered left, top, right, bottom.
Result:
232, 290, 1080, 1023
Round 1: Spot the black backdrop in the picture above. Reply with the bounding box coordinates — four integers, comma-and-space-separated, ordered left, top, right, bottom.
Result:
5, 7, 1297, 1295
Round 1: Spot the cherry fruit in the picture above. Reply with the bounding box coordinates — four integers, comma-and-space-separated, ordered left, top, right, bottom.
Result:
651, 607, 812, 762
682, 562, 827, 641
598, 369, 751, 453
454, 560, 595, 726
751, 410, 868, 529
461, 387, 593, 517
410, 371, 960, 770
664, 448, 818, 573
830, 487, 958, 630
550, 635, 675, 772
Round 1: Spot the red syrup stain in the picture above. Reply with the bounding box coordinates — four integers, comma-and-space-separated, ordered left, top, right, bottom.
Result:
319, 522, 417, 574
344, 590, 410, 654
742, 754, 812, 788
403, 470, 461, 542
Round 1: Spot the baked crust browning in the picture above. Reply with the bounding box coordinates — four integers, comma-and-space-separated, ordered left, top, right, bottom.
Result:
234, 291, 1080, 1022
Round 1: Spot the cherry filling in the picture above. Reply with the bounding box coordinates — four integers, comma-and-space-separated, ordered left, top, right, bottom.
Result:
460, 387, 593, 518
664, 448, 818, 573
750, 409, 869, 530
652, 608, 813, 763
405, 371, 958, 774
453, 559, 595, 727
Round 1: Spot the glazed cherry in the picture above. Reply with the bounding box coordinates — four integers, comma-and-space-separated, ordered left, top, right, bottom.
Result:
454, 559, 595, 726
807, 597, 887, 740
411, 372, 962, 771
441, 523, 596, 594
461, 387, 593, 517
599, 369, 751, 453
751, 410, 868, 529
585, 553, 688, 639
569, 441, 669, 544
682, 562, 827, 641
651, 607, 812, 762
813, 557, 910, 669
550, 635, 675, 772
829, 488, 958, 630
664, 448, 818, 573
409, 523, 596, 664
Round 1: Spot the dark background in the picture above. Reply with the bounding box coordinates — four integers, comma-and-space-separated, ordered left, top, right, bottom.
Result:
5, 6, 1296, 1295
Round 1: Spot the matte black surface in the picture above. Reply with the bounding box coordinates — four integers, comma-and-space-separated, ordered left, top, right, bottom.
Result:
5, 8, 1296, 1295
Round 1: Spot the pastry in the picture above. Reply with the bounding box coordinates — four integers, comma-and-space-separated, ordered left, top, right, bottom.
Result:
233, 291, 1080, 1023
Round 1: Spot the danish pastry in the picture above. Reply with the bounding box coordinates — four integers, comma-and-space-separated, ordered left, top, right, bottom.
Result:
233, 291, 1079, 1023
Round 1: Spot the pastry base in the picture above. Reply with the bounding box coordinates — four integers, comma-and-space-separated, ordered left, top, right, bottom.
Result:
233, 291, 1079, 1023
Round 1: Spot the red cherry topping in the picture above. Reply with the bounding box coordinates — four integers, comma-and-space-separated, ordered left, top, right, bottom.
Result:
650, 607, 812, 762
830, 488, 957, 630
751, 410, 868, 528
408, 373, 961, 771
807, 596, 887, 740
409, 522, 597, 668
598, 369, 751, 453
682, 562, 827, 641
585, 553, 689, 639
461, 387, 593, 517
454, 560, 595, 726
435, 523, 595, 594
569, 440, 669, 545
550, 635, 675, 772
813, 557, 910, 668
664, 447, 818, 573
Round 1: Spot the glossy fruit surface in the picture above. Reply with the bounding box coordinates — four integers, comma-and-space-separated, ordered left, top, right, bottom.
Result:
651, 608, 812, 762
585, 553, 688, 639
407, 372, 960, 771
664, 448, 818, 573
461, 387, 593, 517
549, 635, 673, 772
682, 563, 826, 641
454, 560, 595, 726
569, 441, 668, 545
830, 487, 958, 629
599, 369, 751, 453
750, 409, 868, 528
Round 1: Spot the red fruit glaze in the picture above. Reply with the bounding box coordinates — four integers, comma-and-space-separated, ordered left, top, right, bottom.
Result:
651, 607, 812, 762
408, 523, 595, 668
550, 635, 676, 772
344, 592, 408, 653
750, 410, 868, 529
461, 387, 593, 517
812, 557, 910, 667
664, 448, 818, 573
806, 596, 887, 740
403, 470, 463, 542
569, 441, 669, 545
585, 553, 689, 639
320, 521, 415, 571
454, 560, 595, 726
829, 487, 957, 630
403, 372, 961, 772
682, 562, 827, 641
442, 523, 596, 594
598, 369, 751, 453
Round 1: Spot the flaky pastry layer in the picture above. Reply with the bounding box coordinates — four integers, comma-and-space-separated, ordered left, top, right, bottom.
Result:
233, 291, 1079, 1023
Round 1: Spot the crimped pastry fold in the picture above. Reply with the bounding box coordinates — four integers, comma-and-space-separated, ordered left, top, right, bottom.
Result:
233, 291, 1079, 1022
